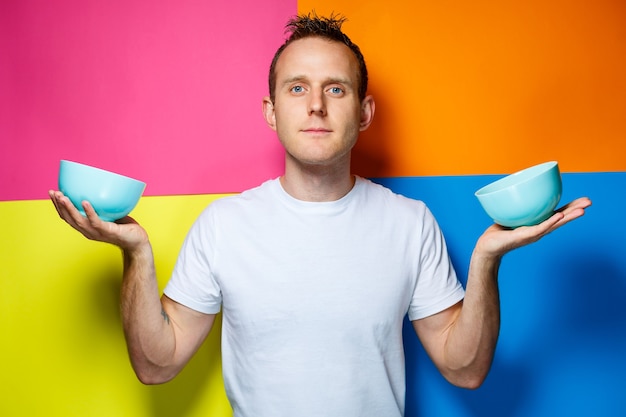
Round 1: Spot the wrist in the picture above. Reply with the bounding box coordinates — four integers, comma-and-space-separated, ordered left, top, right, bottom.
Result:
470, 248, 503, 273
123, 241, 153, 264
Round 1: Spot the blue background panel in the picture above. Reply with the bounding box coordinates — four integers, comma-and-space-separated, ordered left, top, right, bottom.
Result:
374, 172, 626, 417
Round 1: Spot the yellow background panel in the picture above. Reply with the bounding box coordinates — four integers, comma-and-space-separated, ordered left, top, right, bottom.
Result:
300, 0, 626, 176
1, 195, 233, 417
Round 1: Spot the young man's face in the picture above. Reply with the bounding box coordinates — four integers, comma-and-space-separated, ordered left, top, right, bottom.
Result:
263, 37, 374, 169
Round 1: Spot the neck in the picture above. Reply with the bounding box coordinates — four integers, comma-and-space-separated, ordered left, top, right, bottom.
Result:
280, 157, 355, 202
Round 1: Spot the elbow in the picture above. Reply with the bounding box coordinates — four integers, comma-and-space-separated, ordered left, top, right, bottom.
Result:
440, 348, 495, 390
136, 371, 171, 386
445, 368, 490, 390
454, 375, 486, 390
127, 347, 181, 385
131, 361, 179, 385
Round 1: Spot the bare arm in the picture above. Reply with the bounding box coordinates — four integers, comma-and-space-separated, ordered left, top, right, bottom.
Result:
120, 242, 215, 384
413, 197, 592, 389
49, 191, 215, 384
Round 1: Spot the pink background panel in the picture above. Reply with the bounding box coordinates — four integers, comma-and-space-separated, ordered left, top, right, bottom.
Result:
0, 0, 295, 201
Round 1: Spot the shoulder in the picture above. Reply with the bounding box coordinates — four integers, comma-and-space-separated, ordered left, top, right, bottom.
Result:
208, 178, 278, 210
191, 178, 280, 231
354, 177, 442, 235
356, 177, 428, 211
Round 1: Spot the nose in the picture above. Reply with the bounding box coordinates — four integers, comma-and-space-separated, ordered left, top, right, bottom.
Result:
308, 88, 326, 116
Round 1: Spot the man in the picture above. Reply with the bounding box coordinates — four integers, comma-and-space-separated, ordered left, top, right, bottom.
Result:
50, 13, 591, 417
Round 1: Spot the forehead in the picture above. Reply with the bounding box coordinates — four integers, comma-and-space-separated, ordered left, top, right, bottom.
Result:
275, 37, 359, 82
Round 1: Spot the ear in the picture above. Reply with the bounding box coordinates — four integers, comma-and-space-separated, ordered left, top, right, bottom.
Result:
359, 95, 375, 132
262, 97, 277, 131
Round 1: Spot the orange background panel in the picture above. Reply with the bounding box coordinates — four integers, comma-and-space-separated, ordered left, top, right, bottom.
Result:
300, 0, 626, 176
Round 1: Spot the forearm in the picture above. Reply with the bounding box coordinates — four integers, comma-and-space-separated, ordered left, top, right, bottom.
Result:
443, 251, 501, 388
120, 243, 177, 384
432, 198, 591, 387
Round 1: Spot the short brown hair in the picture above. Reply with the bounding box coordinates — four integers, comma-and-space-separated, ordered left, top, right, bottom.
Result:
268, 12, 369, 102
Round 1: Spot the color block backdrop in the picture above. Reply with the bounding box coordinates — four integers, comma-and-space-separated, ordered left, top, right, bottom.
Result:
1, 1, 625, 416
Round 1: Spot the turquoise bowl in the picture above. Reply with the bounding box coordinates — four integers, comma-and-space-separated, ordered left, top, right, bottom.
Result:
475, 161, 562, 228
58, 160, 146, 222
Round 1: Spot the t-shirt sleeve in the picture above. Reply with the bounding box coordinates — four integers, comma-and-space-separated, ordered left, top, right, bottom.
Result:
407, 205, 465, 321
163, 207, 222, 314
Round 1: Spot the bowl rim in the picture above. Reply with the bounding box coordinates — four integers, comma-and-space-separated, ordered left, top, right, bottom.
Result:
474, 161, 559, 197
60, 159, 146, 186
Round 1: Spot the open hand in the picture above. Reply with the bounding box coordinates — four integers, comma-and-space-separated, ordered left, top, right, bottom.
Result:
49, 190, 149, 251
475, 197, 592, 258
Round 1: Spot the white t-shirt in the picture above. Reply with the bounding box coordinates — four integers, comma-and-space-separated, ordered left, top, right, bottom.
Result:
164, 176, 465, 417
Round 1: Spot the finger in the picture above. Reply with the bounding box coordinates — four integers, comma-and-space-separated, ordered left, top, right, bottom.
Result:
58, 197, 85, 230
573, 196, 592, 208
556, 197, 592, 214
49, 191, 75, 223
53, 193, 98, 234
543, 206, 587, 236
507, 211, 565, 246
556, 207, 586, 226
82, 202, 118, 241
82, 200, 101, 225
526, 210, 565, 233
557, 197, 591, 222
49, 190, 63, 215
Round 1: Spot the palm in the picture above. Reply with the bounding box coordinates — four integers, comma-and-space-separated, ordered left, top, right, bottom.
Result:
476, 197, 592, 257
50, 190, 149, 251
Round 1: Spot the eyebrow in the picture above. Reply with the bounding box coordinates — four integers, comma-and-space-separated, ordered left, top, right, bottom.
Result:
280, 75, 354, 88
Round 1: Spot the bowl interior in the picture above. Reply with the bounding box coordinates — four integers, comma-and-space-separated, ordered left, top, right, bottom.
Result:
475, 161, 559, 196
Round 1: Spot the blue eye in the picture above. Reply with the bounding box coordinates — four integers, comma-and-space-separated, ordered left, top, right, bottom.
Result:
328, 87, 344, 95
291, 85, 304, 93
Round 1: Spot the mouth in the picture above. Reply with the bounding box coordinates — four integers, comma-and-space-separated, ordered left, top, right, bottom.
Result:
302, 128, 332, 134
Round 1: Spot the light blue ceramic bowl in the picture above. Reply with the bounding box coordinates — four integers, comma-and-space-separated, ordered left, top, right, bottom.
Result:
58, 160, 146, 222
475, 161, 562, 228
